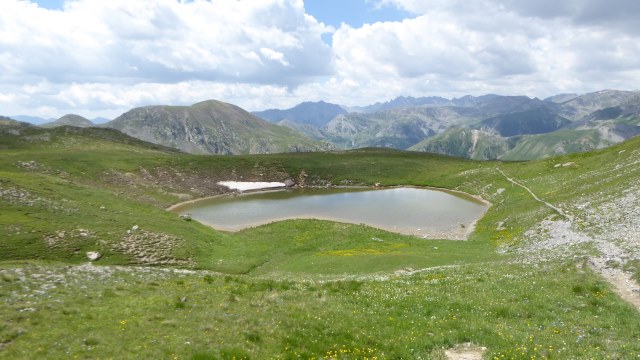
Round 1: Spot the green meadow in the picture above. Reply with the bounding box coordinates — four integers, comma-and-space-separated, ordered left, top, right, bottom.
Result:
1, 126, 640, 359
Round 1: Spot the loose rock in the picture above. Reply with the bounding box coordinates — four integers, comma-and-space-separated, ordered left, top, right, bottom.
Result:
86, 252, 101, 261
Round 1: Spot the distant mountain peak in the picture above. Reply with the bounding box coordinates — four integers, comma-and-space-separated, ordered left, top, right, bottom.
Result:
105, 99, 332, 155
10, 115, 56, 125
41, 114, 94, 128
350, 95, 452, 113
252, 101, 347, 128
0, 115, 29, 127
544, 93, 578, 103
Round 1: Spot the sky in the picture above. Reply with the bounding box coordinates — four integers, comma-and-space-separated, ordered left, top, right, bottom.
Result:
2, 0, 640, 119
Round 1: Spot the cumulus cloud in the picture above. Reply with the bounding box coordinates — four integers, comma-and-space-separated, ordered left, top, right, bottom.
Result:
334, 13, 537, 80
0, 0, 333, 86
331, 0, 640, 101
1, 0, 640, 118
0, 79, 297, 118
260, 48, 290, 67
490, 0, 640, 33
380, 0, 640, 33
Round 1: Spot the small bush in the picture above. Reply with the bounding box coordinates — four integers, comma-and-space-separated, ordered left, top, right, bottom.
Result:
572, 284, 585, 295
244, 331, 262, 343
83, 338, 99, 346
175, 297, 187, 309
324, 280, 363, 293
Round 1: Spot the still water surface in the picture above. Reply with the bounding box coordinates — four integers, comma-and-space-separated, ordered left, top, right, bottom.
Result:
172, 187, 488, 239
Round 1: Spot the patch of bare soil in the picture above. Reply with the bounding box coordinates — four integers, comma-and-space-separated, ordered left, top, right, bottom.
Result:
444, 343, 487, 360
588, 258, 640, 310
102, 164, 295, 208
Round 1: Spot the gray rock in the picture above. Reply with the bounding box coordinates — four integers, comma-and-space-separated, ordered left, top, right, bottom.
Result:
86, 252, 101, 261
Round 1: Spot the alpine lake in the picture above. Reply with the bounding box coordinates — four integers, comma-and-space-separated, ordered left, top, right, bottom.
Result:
171, 187, 489, 239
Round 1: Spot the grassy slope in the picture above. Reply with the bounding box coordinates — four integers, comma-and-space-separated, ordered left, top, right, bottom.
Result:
411, 127, 623, 161
409, 128, 509, 160
107, 100, 330, 155
2, 260, 638, 359
41, 114, 94, 128
2, 127, 640, 358
501, 129, 609, 160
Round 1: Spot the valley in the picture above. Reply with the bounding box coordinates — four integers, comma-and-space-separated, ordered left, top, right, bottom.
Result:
1, 121, 639, 358
13, 89, 640, 161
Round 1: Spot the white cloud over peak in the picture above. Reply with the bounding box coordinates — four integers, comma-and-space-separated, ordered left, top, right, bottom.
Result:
0, 0, 332, 84
1, 0, 640, 119
326, 0, 640, 101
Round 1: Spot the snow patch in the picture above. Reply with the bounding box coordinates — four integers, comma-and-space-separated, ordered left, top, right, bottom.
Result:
218, 181, 286, 191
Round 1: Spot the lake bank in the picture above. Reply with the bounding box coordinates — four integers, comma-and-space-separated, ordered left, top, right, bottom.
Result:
169, 185, 490, 240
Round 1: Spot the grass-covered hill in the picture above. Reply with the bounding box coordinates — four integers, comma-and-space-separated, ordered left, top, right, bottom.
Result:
41, 114, 94, 128
0, 116, 30, 128
477, 107, 571, 137
105, 100, 334, 155
1, 124, 640, 359
409, 128, 510, 160
411, 125, 634, 161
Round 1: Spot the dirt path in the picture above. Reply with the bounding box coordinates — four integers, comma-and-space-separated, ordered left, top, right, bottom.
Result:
587, 258, 640, 310
497, 168, 640, 311
496, 168, 571, 219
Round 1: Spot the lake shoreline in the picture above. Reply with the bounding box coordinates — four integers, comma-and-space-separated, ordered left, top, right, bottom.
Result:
167, 184, 491, 210
166, 183, 491, 240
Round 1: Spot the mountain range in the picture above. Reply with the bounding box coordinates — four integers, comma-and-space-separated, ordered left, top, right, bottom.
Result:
11, 114, 110, 125
253, 89, 640, 160
5, 89, 640, 159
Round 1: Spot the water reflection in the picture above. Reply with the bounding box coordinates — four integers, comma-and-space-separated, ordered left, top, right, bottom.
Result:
171, 187, 488, 239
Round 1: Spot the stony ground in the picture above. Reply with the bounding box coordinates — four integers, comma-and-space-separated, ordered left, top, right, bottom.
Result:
510, 161, 640, 309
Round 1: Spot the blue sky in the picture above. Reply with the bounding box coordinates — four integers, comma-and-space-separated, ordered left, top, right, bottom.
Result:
32, 0, 63, 9
3, 0, 640, 118
33, 0, 410, 28
31, 0, 410, 46
304, 0, 409, 28
306, 0, 411, 44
